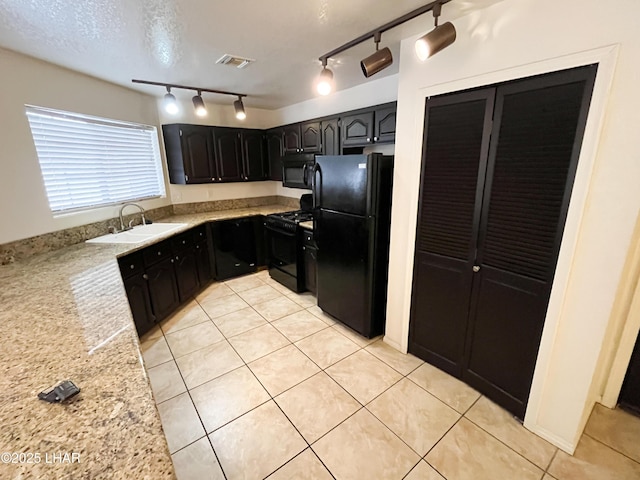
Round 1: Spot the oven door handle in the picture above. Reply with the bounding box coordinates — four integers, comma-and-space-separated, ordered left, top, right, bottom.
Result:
265, 224, 297, 237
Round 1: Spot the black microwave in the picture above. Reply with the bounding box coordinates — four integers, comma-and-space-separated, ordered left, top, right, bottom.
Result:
282, 154, 315, 189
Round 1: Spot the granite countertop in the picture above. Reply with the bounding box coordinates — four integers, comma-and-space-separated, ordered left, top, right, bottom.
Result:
0, 205, 290, 479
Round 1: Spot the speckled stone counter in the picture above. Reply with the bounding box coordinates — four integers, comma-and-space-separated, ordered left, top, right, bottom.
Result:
0, 205, 291, 479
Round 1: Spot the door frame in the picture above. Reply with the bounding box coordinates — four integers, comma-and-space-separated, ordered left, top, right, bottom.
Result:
386, 44, 619, 453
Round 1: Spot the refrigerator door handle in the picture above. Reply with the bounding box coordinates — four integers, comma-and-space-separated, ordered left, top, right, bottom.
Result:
312, 163, 322, 208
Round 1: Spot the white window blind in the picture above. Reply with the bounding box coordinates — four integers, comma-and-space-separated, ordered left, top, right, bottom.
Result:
26, 105, 166, 213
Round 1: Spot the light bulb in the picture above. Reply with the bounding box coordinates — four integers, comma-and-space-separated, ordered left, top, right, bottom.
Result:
164, 92, 178, 115
316, 67, 334, 96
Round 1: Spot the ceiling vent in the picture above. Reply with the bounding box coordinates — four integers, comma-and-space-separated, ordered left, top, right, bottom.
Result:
215, 54, 255, 69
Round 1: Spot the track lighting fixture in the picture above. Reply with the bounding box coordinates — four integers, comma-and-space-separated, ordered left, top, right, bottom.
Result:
163, 87, 178, 115
360, 32, 393, 78
316, 59, 334, 96
315, 1, 454, 95
132, 79, 248, 119
192, 90, 207, 117
414, 2, 456, 61
234, 96, 246, 120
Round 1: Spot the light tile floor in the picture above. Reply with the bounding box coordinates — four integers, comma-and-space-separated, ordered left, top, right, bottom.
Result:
140, 270, 640, 480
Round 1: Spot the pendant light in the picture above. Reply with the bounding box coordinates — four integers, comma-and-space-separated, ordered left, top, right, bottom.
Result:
234, 96, 246, 120
414, 2, 456, 61
316, 58, 334, 96
360, 32, 393, 78
192, 90, 207, 117
163, 86, 178, 115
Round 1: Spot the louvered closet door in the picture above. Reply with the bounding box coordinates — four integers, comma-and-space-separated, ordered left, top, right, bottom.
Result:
463, 66, 597, 418
408, 90, 495, 375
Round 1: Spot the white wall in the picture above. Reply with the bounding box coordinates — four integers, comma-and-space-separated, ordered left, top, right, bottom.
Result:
385, 0, 640, 453
0, 47, 171, 244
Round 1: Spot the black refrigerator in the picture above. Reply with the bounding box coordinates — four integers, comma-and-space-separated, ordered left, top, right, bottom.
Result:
313, 154, 394, 338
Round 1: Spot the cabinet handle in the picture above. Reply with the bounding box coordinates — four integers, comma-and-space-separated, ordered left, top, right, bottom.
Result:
301, 148, 304, 152
143, 274, 149, 280
171, 259, 174, 263
175, 256, 179, 260
212, 177, 215, 181
374, 136, 378, 142
196, 245, 200, 249
235, 263, 241, 267
157, 251, 162, 256
182, 240, 186, 244
366, 137, 371, 142
218, 177, 222, 181
473, 265, 481, 272
130, 264, 135, 269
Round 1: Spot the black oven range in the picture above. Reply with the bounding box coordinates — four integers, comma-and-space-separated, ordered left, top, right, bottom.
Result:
264, 209, 313, 293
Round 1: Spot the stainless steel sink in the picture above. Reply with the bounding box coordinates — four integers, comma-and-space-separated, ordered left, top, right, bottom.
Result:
86, 223, 189, 244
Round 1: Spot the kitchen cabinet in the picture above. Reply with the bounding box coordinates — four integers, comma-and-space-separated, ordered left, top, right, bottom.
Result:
266, 128, 284, 181
162, 124, 267, 184
118, 225, 213, 336
408, 65, 597, 419
302, 228, 317, 294
283, 122, 321, 154
341, 102, 397, 147
146, 256, 180, 322
321, 118, 340, 155
163, 124, 217, 184
242, 129, 268, 181
211, 216, 262, 280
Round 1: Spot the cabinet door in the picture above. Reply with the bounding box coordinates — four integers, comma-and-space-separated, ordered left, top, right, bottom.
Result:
146, 257, 180, 322
173, 250, 200, 302
341, 111, 374, 147
304, 246, 317, 294
283, 125, 302, 154
213, 128, 243, 182
321, 118, 340, 155
242, 130, 267, 181
301, 121, 321, 153
180, 125, 217, 183
266, 129, 284, 181
195, 240, 212, 285
123, 273, 155, 336
374, 105, 397, 144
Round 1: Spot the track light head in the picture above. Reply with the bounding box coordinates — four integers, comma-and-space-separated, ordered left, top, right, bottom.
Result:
234, 97, 246, 120
163, 87, 178, 115
361, 33, 393, 78
192, 91, 207, 117
316, 60, 334, 96
415, 22, 456, 61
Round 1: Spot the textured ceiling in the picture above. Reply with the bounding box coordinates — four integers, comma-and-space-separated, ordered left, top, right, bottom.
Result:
0, 0, 502, 109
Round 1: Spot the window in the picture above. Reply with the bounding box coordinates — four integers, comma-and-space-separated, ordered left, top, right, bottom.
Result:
26, 105, 166, 214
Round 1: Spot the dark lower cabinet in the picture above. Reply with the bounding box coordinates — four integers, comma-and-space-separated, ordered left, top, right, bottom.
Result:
302, 229, 317, 294
119, 225, 214, 337
174, 250, 200, 302
123, 273, 155, 336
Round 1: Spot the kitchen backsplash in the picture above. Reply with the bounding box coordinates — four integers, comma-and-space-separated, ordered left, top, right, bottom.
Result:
0, 196, 299, 265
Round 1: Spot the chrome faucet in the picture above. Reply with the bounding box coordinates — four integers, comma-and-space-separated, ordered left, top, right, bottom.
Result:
119, 203, 146, 232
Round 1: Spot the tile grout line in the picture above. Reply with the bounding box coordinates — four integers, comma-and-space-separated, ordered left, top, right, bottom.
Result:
582, 431, 640, 466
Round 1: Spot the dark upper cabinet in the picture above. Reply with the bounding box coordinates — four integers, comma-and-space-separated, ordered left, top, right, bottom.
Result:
283, 122, 321, 154
213, 128, 243, 182
341, 111, 375, 147
301, 121, 322, 153
283, 125, 302, 154
341, 103, 397, 147
374, 105, 397, 144
321, 118, 340, 155
266, 128, 284, 181
162, 124, 217, 184
242, 129, 267, 181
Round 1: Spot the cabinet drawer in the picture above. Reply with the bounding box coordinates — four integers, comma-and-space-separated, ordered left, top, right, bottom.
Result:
171, 230, 194, 251
143, 240, 172, 266
118, 252, 145, 279
302, 229, 315, 247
